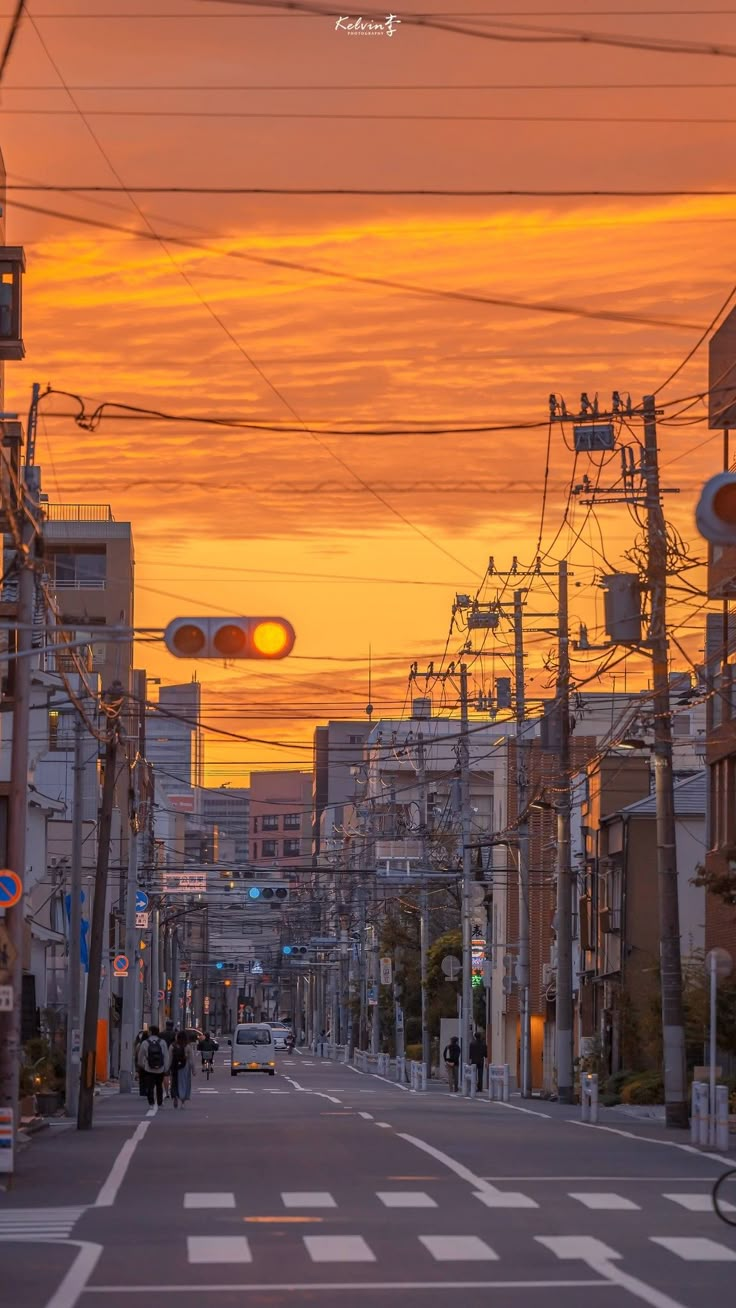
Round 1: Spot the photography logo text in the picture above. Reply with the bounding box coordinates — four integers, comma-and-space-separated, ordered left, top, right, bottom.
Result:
335, 14, 401, 37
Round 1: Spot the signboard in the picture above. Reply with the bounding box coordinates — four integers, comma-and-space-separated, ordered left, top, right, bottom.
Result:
135, 890, 149, 912
0, 1107, 13, 1175
367, 985, 378, 1007
0, 986, 13, 1011
163, 872, 207, 893
158, 988, 165, 1002
441, 955, 461, 981
380, 957, 393, 986
135, 911, 150, 929
0, 922, 18, 979
709, 308, 736, 429
395, 1005, 404, 1032
167, 794, 196, 813
0, 870, 22, 910
112, 954, 129, 977
472, 937, 486, 990
203, 996, 210, 1013
250, 961, 264, 975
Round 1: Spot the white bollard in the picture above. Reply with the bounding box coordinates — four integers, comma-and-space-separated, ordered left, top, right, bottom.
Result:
581, 1073, 599, 1124
716, 1084, 730, 1152
693, 1081, 710, 1147
396, 1056, 405, 1084
488, 1063, 510, 1102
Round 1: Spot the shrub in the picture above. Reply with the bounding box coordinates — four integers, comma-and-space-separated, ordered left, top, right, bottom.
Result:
603, 1069, 635, 1097
620, 1072, 664, 1105
405, 1043, 422, 1061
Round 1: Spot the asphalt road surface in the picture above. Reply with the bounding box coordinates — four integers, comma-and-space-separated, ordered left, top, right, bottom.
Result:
1, 1051, 735, 1308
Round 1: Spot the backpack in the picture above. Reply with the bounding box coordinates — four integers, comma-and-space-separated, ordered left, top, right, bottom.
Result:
172, 1045, 186, 1071
147, 1038, 165, 1071
444, 1043, 460, 1065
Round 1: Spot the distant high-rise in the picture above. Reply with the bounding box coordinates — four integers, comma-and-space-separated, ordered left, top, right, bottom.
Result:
203, 786, 251, 865
147, 680, 203, 815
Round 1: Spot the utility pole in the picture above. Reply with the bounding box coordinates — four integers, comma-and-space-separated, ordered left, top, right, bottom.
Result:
459, 662, 473, 1077
78, 687, 122, 1131
65, 713, 85, 1116
150, 906, 160, 1029
0, 455, 39, 1148
118, 745, 139, 1093
416, 730, 431, 1070
554, 560, 574, 1105
514, 590, 532, 1098
394, 944, 405, 1061
643, 394, 687, 1129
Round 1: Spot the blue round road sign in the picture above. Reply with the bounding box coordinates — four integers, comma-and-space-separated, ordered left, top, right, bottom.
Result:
0, 869, 22, 908
135, 890, 149, 912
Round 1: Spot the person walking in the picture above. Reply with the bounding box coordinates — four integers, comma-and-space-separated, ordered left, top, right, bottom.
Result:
137, 1024, 171, 1107
170, 1031, 196, 1109
134, 1028, 149, 1098
443, 1035, 461, 1093
161, 1019, 176, 1100
469, 1029, 487, 1093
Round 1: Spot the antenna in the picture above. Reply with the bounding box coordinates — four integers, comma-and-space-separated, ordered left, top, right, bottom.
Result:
366, 643, 373, 720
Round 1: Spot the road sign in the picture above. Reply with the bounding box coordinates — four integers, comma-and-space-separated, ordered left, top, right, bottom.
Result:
135, 911, 150, 929
706, 947, 733, 980
380, 957, 392, 985
367, 985, 378, 1007
112, 954, 129, 977
0, 870, 22, 910
0, 1107, 13, 1175
135, 889, 149, 912
158, 989, 165, 1002
0, 986, 13, 1012
441, 955, 461, 981
0, 922, 18, 978
203, 996, 210, 1013
395, 1005, 404, 1032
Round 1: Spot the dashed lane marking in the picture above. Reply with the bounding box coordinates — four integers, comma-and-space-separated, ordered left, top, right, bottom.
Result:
419, 1235, 499, 1262
303, 1235, 376, 1263
649, 1237, 736, 1262
569, 1193, 641, 1211
187, 1236, 252, 1264
377, 1192, 437, 1209
664, 1192, 736, 1213
282, 1192, 337, 1209
184, 1193, 235, 1209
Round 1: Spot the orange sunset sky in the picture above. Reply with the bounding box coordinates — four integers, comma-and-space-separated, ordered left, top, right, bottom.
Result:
1, 0, 734, 782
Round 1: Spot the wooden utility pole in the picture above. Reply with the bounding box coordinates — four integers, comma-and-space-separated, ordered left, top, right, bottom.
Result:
514, 590, 531, 1097
416, 730, 431, 1070
554, 560, 574, 1104
643, 393, 687, 1129
78, 686, 123, 1130
459, 662, 473, 1077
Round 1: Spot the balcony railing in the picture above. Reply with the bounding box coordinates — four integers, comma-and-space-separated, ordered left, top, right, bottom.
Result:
52, 578, 106, 590
45, 504, 114, 522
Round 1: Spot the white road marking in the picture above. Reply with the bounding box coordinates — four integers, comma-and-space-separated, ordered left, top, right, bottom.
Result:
569, 1193, 641, 1211
268, 1090, 290, 1094
474, 1191, 538, 1209
539, 1234, 691, 1308
376, 1122, 392, 1128
0, 1208, 85, 1236
650, 1237, 736, 1262
187, 1236, 252, 1264
490, 1100, 551, 1119
281, 1192, 336, 1208
95, 1119, 151, 1208
304, 1235, 376, 1263
420, 1235, 498, 1262
184, 1193, 235, 1209
571, 1120, 733, 1168
358, 1112, 374, 1120
80, 1280, 608, 1294
377, 1191, 437, 1208
664, 1192, 736, 1213
234, 1089, 254, 1094
198, 1089, 219, 1094
43, 1242, 103, 1308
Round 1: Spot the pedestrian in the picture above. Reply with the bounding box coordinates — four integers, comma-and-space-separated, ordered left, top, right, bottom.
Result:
134, 1028, 149, 1097
443, 1035, 461, 1092
137, 1024, 170, 1107
469, 1029, 487, 1093
170, 1031, 196, 1109
161, 1019, 176, 1100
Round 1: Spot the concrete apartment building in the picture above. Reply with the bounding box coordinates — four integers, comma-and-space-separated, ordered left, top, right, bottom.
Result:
146, 680, 204, 819
312, 720, 373, 855
250, 771, 313, 870
202, 785, 250, 865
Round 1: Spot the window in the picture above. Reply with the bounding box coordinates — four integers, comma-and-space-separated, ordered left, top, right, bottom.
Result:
252, 817, 258, 833
262, 815, 278, 831
236, 1027, 271, 1045
284, 813, 300, 830
252, 842, 258, 859
283, 839, 301, 857
262, 840, 278, 858
52, 548, 106, 588
348, 735, 363, 745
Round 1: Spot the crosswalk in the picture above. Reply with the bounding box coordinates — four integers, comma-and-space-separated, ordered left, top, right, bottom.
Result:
181, 1231, 736, 1267
0, 1207, 85, 1240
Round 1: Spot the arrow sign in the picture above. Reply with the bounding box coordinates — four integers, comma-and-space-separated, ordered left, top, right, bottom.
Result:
135, 890, 149, 912
0, 870, 22, 909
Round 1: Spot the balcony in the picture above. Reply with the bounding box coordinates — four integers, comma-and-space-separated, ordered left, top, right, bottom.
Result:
52, 578, 106, 591
45, 504, 114, 522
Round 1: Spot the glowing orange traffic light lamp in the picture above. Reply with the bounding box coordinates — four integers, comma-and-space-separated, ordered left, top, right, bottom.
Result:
163, 617, 296, 660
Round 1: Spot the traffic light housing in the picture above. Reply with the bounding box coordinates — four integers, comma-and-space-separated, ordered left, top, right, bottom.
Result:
246, 883, 290, 904
163, 616, 296, 660
282, 945, 308, 956
696, 473, 736, 545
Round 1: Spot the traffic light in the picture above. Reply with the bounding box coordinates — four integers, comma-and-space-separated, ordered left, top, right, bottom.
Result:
163, 616, 296, 660
247, 884, 289, 903
282, 945, 308, 956
696, 473, 736, 544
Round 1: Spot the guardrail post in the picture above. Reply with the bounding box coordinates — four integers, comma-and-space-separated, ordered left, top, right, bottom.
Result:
716, 1084, 730, 1152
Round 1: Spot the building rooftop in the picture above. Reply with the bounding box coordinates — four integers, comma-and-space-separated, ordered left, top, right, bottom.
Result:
617, 770, 707, 819
45, 503, 115, 522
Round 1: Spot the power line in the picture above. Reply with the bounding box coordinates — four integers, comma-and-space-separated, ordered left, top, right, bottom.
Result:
10, 185, 736, 197
6, 81, 736, 90
8, 110, 736, 124
0, 0, 24, 85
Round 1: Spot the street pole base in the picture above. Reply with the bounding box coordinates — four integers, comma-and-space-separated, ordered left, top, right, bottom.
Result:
665, 1101, 689, 1131
558, 1087, 575, 1105
119, 1072, 133, 1094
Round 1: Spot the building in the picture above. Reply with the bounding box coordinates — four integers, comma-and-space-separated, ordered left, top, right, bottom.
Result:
312, 721, 373, 855
146, 680, 204, 817
202, 785, 251, 865
250, 771, 313, 870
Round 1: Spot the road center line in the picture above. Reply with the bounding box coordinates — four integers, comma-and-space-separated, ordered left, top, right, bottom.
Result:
397, 1132, 506, 1197
44, 1241, 103, 1308
95, 1120, 151, 1208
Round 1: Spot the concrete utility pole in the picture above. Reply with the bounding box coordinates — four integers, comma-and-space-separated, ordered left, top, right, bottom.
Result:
554, 560, 574, 1104
118, 747, 139, 1093
0, 459, 39, 1146
416, 730, 431, 1070
643, 394, 688, 1129
150, 906, 160, 1029
514, 591, 532, 1098
78, 686, 123, 1130
459, 662, 473, 1074
65, 712, 85, 1117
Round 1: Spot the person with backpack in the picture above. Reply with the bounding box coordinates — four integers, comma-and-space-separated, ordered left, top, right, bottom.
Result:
170, 1031, 196, 1109
443, 1035, 461, 1093
137, 1024, 171, 1106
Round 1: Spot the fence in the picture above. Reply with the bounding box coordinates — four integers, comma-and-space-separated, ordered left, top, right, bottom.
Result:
580, 1073, 599, 1124
488, 1063, 510, 1103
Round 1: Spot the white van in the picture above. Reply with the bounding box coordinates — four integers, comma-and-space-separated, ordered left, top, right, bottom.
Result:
229, 1023, 277, 1077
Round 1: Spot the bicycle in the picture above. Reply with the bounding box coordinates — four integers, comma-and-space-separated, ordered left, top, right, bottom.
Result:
712, 1167, 736, 1226
202, 1055, 214, 1082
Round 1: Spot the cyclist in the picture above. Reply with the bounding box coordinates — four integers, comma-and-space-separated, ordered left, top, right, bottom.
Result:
197, 1031, 219, 1073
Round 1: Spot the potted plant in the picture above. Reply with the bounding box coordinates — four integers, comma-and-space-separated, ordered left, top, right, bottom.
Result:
22, 1037, 65, 1116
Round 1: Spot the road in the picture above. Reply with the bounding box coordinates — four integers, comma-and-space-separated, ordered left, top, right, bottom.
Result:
1, 1051, 735, 1308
